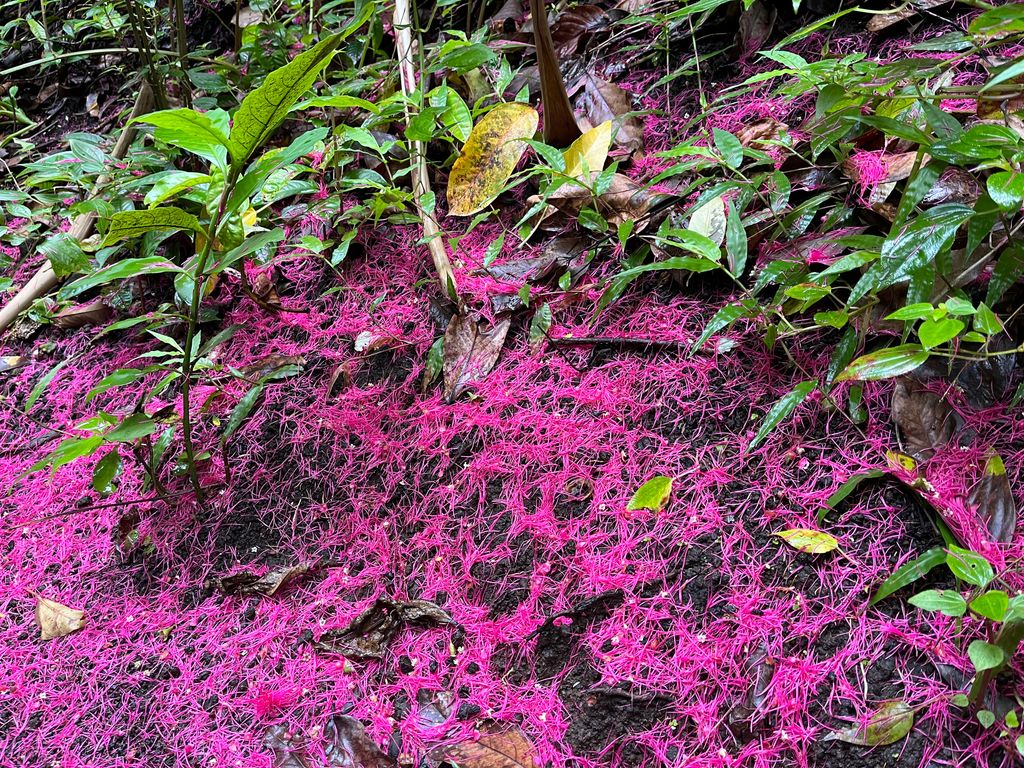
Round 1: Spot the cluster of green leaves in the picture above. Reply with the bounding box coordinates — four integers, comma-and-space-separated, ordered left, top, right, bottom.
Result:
594, 4, 1024, 447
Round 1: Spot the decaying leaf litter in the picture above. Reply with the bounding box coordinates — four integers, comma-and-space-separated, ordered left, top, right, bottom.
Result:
1, 1, 1024, 767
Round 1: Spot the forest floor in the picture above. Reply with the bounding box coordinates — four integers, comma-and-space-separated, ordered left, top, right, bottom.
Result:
2, 2, 1024, 768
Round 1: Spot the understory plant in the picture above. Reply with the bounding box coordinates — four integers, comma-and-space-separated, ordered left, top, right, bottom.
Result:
30, 31, 349, 498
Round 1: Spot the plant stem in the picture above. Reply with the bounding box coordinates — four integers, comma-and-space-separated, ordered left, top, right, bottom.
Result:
174, 0, 192, 108
178, 166, 238, 502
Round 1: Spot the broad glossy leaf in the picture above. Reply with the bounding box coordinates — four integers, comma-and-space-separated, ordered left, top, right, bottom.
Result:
228, 128, 328, 213
878, 204, 973, 288
946, 545, 994, 588
826, 701, 914, 746
689, 195, 727, 247
751, 380, 815, 449
102, 207, 203, 246
908, 589, 967, 617
447, 103, 539, 216
229, 34, 342, 168
775, 528, 838, 554
692, 304, 749, 352
144, 171, 211, 208
986, 245, 1024, 306
918, 317, 963, 349
133, 108, 231, 168
627, 475, 673, 511
39, 233, 88, 277
63, 257, 182, 298
970, 590, 1009, 622
835, 344, 929, 382
987, 171, 1024, 212
968, 640, 1004, 672
868, 548, 946, 606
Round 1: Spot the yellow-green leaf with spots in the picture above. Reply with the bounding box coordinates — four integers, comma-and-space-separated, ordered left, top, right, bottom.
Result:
775, 528, 838, 554
627, 475, 673, 511
447, 102, 539, 216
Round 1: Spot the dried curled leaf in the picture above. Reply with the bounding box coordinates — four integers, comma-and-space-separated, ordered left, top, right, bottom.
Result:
325, 715, 397, 768
427, 723, 537, 768
578, 75, 643, 153
969, 451, 1017, 544
210, 563, 311, 597
52, 300, 112, 330
891, 378, 957, 461
315, 598, 454, 660
34, 593, 86, 640
443, 313, 511, 401
447, 103, 539, 216
775, 528, 838, 554
824, 700, 915, 746
549, 5, 613, 56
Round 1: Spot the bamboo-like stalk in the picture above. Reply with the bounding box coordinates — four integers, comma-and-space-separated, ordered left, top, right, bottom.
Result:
394, 0, 459, 299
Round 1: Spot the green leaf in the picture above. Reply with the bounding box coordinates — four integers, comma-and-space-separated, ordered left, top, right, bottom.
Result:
974, 303, 1003, 336
870, 547, 947, 604
31, 435, 104, 473
876, 204, 973, 290
627, 476, 673, 512
750, 380, 815, 449
92, 450, 122, 494
712, 128, 743, 168
885, 303, 934, 321
970, 590, 1009, 622
229, 34, 342, 168
144, 171, 211, 208
987, 171, 1024, 212
835, 344, 929, 382
969, 5, 1024, 40
228, 127, 328, 213
210, 230, 286, 273
133, 108, 231, 168
24, 359, 70, 413
39, 233, 89, 277
968, 640, 1005, 672
62, 257, 183, 299
222, 385, 264, 442
726, 205, 747, 275
775, 528, 839, 554
102, 207, 203, 247
908, 589, 967, 617
986, 244, 1024, 306
946, 545, 994, 588
977, 709, 996, 729
105, 413, 159, 442
984, 57, 1024, 92
918, 317, 964, 349
692, 304, 749, 353
826, 701, 915, 746
529, 303, 552, 348
817, 469, 885, 523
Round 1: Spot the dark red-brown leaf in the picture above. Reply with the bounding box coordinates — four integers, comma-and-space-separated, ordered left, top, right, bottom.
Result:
442, 313, 511, 401
325, 715, 397, 768
891, 379, 958, 462
969, 451, 1017, 544
578, 75, 643, 153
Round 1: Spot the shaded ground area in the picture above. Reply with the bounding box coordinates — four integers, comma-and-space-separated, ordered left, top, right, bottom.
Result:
2, 223, 1023, 767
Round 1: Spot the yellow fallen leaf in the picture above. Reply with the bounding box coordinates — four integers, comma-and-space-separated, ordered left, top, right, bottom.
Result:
688, 195, 727, 247
775, 528, 839, 554
33, 593, 85, 640
447, 102, 539, 216
563, 120, 612, 183
242, 206, 258, 231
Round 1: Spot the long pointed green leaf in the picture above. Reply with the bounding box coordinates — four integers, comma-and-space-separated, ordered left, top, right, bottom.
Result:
750, 380, 816, 449
229, 34, 342, 168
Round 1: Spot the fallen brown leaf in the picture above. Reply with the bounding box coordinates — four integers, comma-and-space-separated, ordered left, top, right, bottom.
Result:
325, 715, 397, 768
738, 0, 776, 56
315, 598, 454, 660
427, 723, 537, 768
0, 356, 28, 373
866, 0, 948, 32
33, 592, 85, 640
443, 313, 511, 401
577, 75, 643, 153
969, 451, 1016, 544
891, 378, 957, 462
736, 118, 787, 147
210, 564, 311, 597
239, 354, 306, 382
550, 5, 612, 57
52, 299, 111, 330
538, 172, 650, 229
